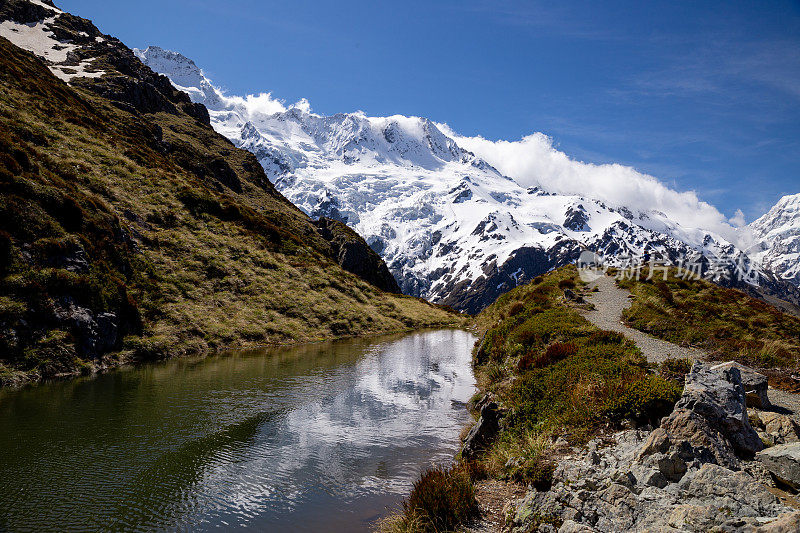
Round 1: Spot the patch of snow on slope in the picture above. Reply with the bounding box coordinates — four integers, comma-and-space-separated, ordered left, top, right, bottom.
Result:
0, 8, 105, 83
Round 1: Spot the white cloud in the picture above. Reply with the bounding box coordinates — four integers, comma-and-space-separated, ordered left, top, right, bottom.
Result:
438, 125, 740, 242
224, 91, 287, 117
290, 98, 312, 113
729, 209, 746, 227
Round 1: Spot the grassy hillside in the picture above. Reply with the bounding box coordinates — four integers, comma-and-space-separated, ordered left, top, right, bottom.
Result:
471, 266, 680, 478
0, 34, 460, 386
617, 268, 800, 383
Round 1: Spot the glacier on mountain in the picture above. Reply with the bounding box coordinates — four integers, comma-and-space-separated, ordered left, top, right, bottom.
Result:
748, 194, 800, 286
136, 46, 800, 312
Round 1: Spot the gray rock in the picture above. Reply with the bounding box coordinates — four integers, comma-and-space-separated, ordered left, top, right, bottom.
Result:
53, 303, 118, 357
461, 401, 502, 458
712, 361, 771, 409
751, 411, 800, 445
752, 511, 800, 532
757, 443, 800, 490
563, 289, 584, 303
638, 362, 763, 471
638, 408, 740, 470
674, 362, 763, 457
558, 520, 596, 533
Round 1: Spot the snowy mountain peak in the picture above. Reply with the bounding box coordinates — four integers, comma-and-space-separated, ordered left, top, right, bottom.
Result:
139, 47, 800, 311
749, 193, 800, 284
134, 46, 224, 110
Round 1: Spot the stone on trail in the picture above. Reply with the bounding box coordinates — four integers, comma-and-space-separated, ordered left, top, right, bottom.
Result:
757, 443, 800, 490
711, 361, 771, 409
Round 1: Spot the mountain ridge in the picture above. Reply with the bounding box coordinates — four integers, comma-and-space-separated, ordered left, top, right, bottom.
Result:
136, 46, 800, 313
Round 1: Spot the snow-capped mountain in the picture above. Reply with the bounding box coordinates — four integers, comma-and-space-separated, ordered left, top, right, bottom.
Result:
136, 46, 799, 312
749, 194, 800, 286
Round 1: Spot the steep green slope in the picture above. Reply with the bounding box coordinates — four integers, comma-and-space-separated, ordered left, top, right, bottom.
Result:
0, 28, 459, 386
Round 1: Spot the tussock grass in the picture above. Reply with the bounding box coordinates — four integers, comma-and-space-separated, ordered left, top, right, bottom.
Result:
618, 268, 800, 371
380, 464, 478, 533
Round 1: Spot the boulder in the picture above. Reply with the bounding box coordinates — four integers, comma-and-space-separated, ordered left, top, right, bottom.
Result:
751, 411, 800, 445
757, 443, 800, 490
711, 361, 771, 409
674, 362, 763, 457
638, 408, 740, 470
639, 362, 763, 473
461, 401, 502, 459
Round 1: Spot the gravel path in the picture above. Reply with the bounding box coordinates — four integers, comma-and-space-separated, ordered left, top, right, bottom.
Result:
581, 274, 800, 421
581, 275, 706, 364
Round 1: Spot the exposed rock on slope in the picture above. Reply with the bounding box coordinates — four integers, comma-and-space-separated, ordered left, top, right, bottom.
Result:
314, 217, 400, 293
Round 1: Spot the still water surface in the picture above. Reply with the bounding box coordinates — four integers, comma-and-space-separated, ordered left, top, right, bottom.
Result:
0, 329, 476, 532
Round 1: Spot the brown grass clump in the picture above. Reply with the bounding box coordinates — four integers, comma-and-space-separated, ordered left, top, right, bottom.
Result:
508, 301, 525, 317
517, 342, 577, 372
382, 464, 477, 533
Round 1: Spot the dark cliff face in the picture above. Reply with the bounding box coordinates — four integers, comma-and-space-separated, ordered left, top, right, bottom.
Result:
315, 218, 401, 293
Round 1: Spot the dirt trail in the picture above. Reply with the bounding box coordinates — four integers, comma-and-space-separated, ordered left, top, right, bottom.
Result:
581, 274, 800, 421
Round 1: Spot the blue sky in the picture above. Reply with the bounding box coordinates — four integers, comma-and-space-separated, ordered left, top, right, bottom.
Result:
61, 0, 800, 220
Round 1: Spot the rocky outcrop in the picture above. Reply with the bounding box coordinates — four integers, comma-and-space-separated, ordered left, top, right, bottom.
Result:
757, 444, 800, 491
462, 396, 503, 459
504, 362, 793, 532
712, 361, 771, 409
506, 429, 796, 532
315, 217, 401, 293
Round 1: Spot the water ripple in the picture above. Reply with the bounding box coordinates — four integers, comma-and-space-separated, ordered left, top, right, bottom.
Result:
0, 329, 476, 532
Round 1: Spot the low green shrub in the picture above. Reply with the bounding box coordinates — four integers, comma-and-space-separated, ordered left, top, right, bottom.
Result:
601, 374, 682, 425
659, 357, 693, 382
